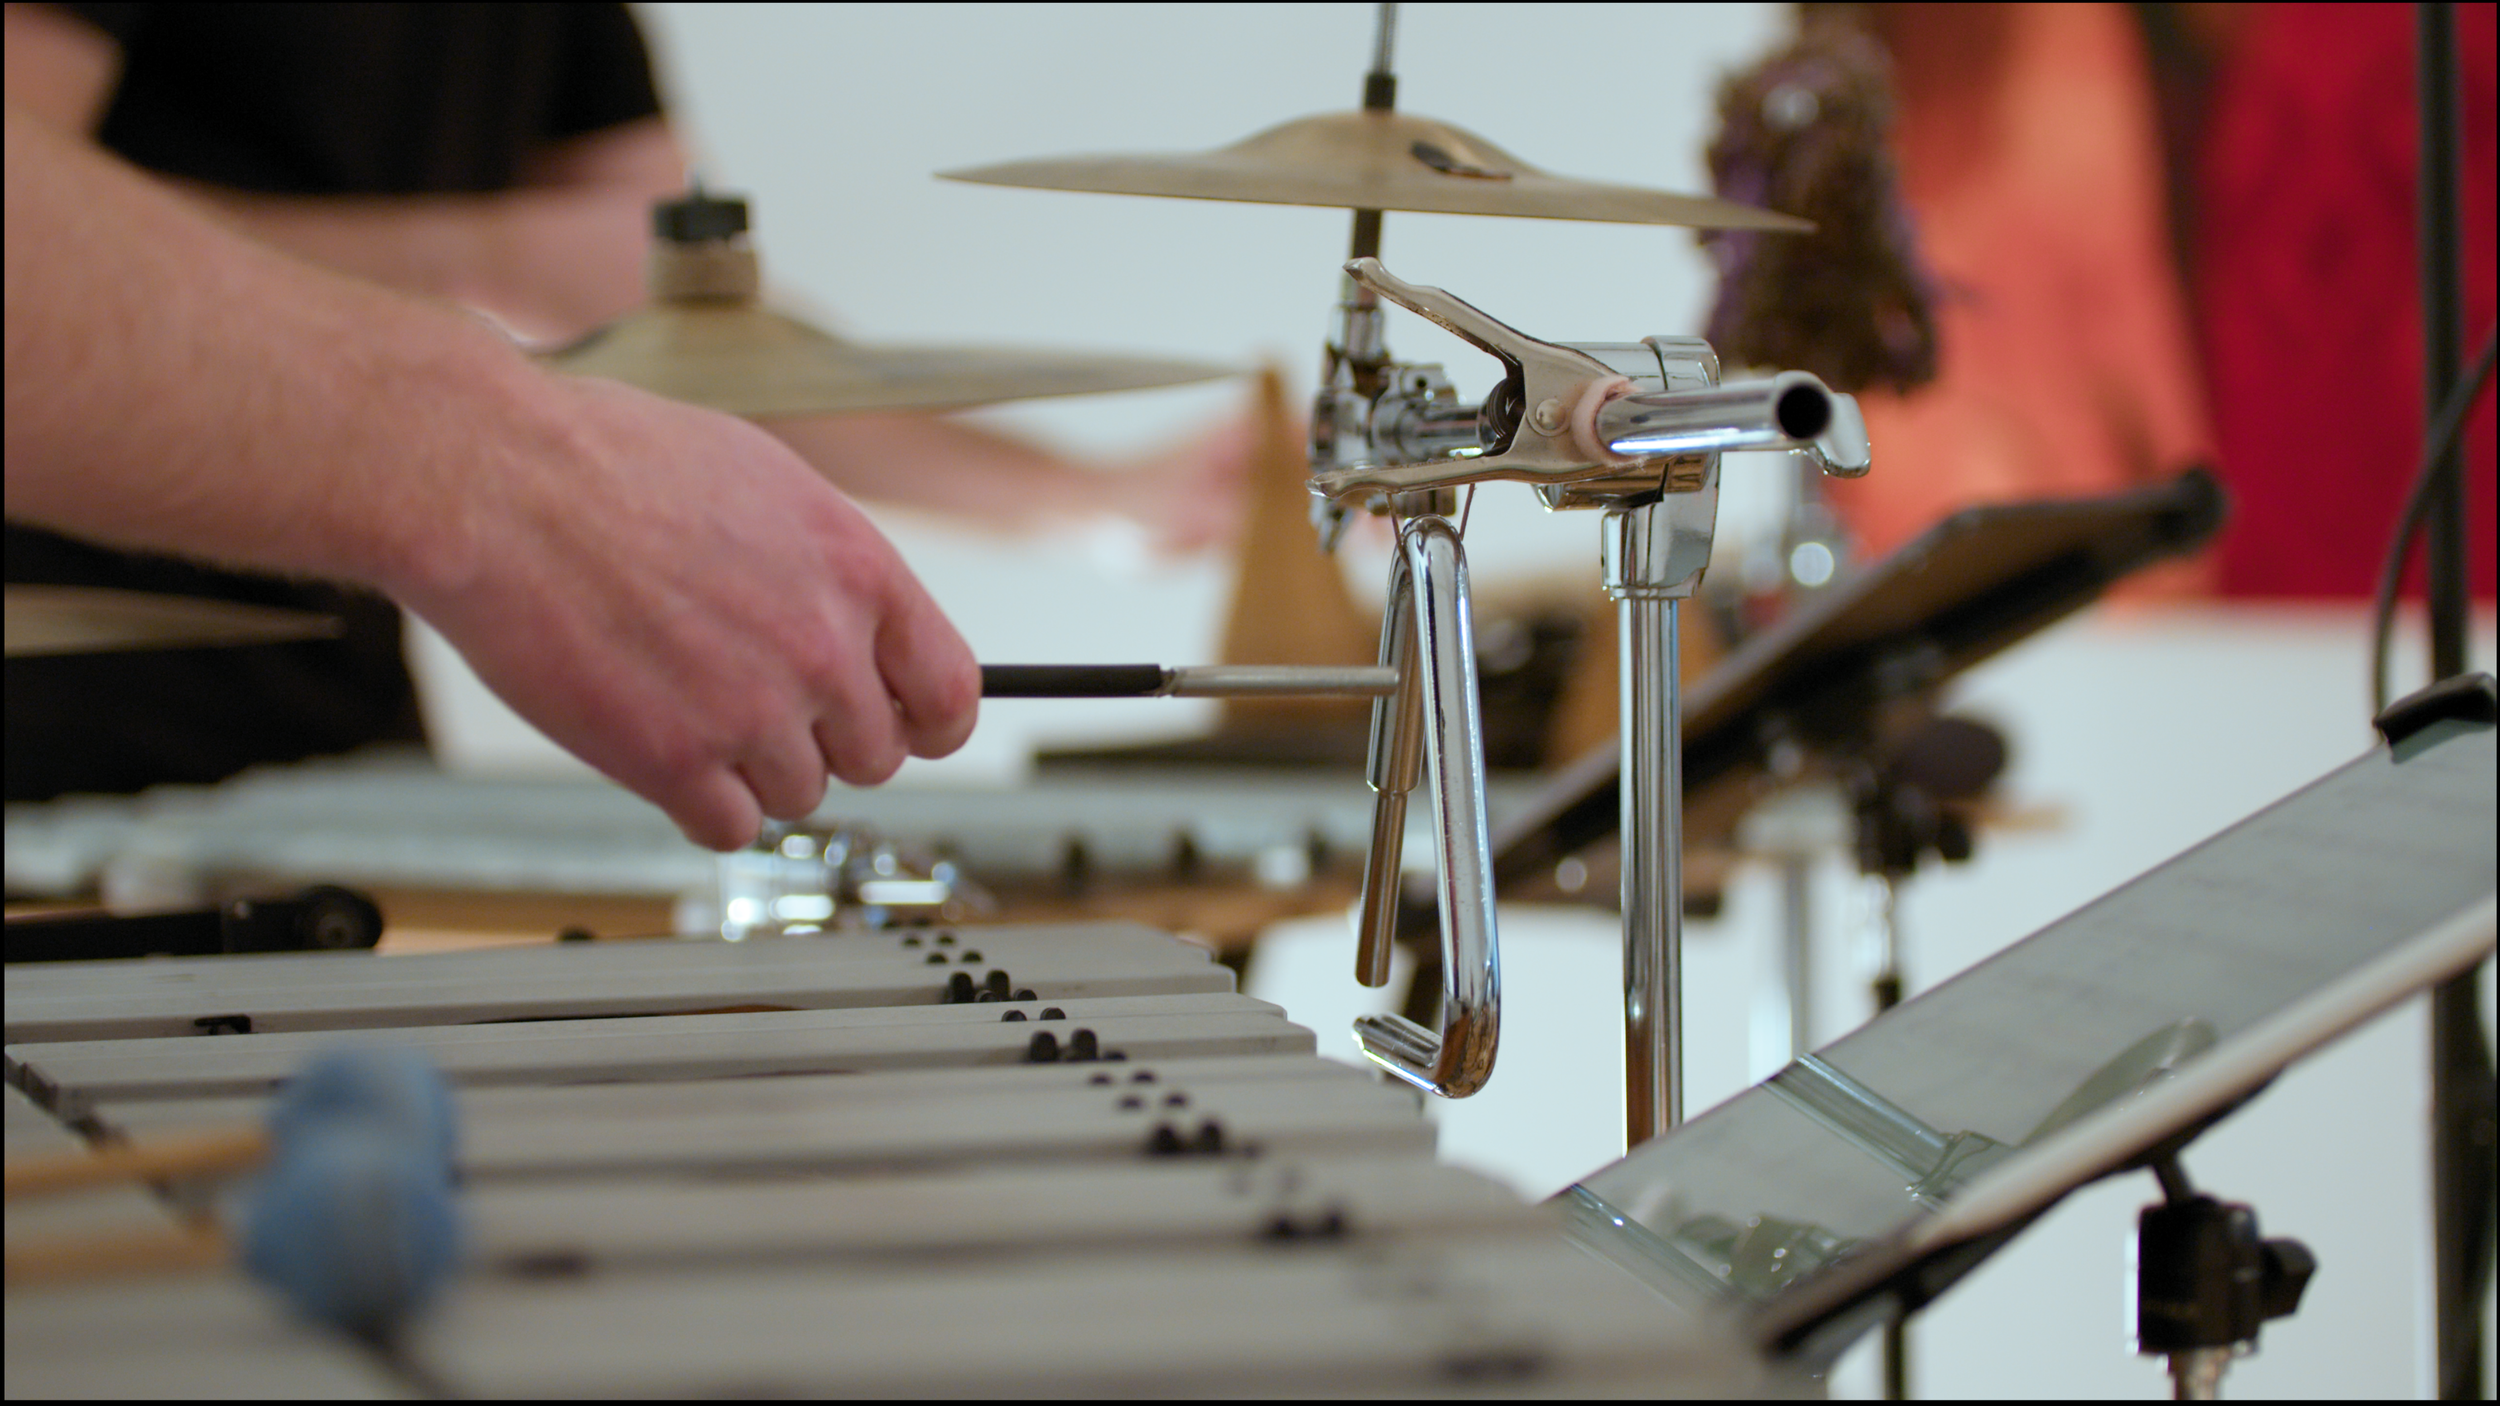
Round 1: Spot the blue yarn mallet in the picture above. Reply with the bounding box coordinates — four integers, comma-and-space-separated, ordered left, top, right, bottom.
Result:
239, 1044, 464, 1339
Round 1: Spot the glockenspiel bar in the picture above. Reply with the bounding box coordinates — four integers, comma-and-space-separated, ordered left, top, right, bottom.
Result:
403, 1236, 1767, 1397
2, 921, 1771, 1397
92, 1053, 1392, 1141
4, 922, 1228, 1043
8, 993, 1312, 1106
2, 1278, 408, 1399
75, 1068, 1434, 1182
457, 1156, 1537, 1271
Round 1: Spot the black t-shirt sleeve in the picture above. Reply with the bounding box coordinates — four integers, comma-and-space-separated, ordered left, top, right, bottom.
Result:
43, 3, 665, 192
547, 2, 665, 140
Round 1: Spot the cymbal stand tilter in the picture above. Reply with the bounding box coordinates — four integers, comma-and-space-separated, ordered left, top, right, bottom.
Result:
1315, 257, 1870, 1131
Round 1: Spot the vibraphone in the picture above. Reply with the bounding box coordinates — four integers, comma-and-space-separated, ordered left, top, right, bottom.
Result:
4, 921, 1773, 1397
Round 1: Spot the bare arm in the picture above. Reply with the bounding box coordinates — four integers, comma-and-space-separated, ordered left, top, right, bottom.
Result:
5, 109, 978, 847
1, 2, 683, 343
764, 409, 1253, 554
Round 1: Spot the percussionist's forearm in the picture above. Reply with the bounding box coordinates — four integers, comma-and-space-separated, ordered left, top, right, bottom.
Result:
2, 107, 543, 603
762, 412, 1118, 528
169, 118, 686, 344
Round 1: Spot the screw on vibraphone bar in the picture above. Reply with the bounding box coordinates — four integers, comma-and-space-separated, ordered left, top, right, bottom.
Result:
982, 970, 1011, 999
944, 971, 977, 1003
1191, 1120, 1226, 1154
1118, 1095, 1145, 1111
1163, 1092, 1189, 1108
1129, 1070, 1157, 1083
1012, 988, 1037, 1002
935, 933, 956, 946
1000, 1010, 1027, 1022
1068, 1029, 1100, 1061
1040, 1008, 1067, 1021
1089, 1073, 1113, 1085
924, 953, 947, 966
1024, 1031, 1061, 1063
901, 934, 922, 947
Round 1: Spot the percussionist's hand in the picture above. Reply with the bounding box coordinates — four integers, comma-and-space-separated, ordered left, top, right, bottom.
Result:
397, 375, 979, 850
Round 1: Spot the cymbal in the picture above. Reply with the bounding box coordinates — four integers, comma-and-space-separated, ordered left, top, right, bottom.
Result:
941, 109, 1812, 230
540, 302, 1238, 420
4, 585, 342, 658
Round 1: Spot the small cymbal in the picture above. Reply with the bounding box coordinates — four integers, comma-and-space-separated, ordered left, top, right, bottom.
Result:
4, 585, 342, 658
942, 108, 1812, 230
540, 302, 1237, 420
540, 190, 1237, 419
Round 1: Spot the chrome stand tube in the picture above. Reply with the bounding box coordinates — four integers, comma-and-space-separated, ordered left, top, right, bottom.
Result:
1780, 853, 1814, 1058
1352, 515, 1500, 1097
1353, 550, 1425, 989
1620, 592, 1683, 1144
1606, 481, 1717, 1148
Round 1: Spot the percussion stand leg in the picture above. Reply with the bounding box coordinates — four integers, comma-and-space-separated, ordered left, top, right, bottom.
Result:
1607, 481, 1718, 1149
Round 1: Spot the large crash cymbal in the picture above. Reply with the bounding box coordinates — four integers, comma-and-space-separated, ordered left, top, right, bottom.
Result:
4, 585, 342, 658
941, 108, 1812, 230
540, 301, 1238, 420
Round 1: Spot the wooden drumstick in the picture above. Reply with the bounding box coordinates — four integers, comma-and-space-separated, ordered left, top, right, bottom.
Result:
8, 1047, 463, 1338
6, 1128, 260, 1287
5, 1127, 269, 1201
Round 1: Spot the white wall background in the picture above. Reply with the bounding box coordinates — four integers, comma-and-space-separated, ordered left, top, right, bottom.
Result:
401, 4, 2498, 1396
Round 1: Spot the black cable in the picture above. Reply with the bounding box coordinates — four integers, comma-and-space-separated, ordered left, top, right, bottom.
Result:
2370, 326, 2496, 713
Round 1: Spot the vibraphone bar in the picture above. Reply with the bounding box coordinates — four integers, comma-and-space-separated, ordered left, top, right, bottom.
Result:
5, 920, 1768, 1397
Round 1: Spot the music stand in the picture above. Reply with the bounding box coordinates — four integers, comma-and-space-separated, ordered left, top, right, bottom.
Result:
1554, 676, 2496, 1391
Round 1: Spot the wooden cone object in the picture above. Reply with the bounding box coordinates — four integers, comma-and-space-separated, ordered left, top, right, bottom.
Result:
1541, 592, 1728, 767
1214, 366, 1378, 734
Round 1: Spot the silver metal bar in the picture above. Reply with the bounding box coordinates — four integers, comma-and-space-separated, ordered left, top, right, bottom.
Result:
1605, 481, 1718, 1146
1620, 593, 1683, 1144
1353, 556, 1425, 989
1354, 516, 1500, 1097
1161, 666, 1398, 698
1374, 396, 1486, 465
980, 665, 1397, 699
1369, 1, 1398, 75
1781, 854, 1814, 1058
1596, 371, 1833, 461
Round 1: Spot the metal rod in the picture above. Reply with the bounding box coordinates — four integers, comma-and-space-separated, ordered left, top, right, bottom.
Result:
1354, 552, 1426, 989
1348, 5, 1396, 274
2418, 10, 2491, 1399
1621, 594, 1683, 1145
1781, 854, 1814, 1058
1352, 516, 1502, 1098
979, 664, 1398, 699
2419, 1, 2466, 684
1866, 873, 1905, 1012
1866, 869, 1908, 1398
1595, 372, 1834, 460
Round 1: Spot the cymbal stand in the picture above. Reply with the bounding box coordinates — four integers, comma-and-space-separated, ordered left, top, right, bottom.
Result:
1312, 257, 1869, 1130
